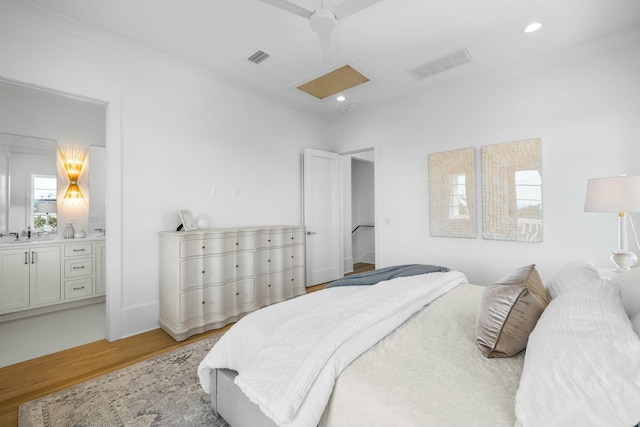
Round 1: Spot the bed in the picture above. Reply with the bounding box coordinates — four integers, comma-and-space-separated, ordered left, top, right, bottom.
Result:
198, 262, 640, 427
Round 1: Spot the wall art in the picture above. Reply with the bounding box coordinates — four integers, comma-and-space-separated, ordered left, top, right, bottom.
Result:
428, 147, 477, 238
481, 138, 542, 242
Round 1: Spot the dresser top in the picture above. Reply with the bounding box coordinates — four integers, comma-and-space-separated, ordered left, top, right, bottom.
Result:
159, 225, 305, 237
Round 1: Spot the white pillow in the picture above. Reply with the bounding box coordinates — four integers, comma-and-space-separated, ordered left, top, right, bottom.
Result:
544, 259, 601, 299
514, 280, 640, 427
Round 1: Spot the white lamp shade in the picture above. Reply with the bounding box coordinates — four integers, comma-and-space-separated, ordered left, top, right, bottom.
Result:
584, 176, 640, 213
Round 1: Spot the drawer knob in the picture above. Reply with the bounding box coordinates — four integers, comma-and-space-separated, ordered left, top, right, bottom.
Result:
236, 264, 239, 268
202, 246, 205, 249
202, 270, 205, 274
235, 292, 239, 296
202, 301, 205, 304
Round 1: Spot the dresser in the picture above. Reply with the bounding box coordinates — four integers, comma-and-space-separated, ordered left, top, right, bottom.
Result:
158, 225, 306, 341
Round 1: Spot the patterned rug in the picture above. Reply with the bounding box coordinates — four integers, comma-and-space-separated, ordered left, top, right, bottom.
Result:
19, 334, 229, 427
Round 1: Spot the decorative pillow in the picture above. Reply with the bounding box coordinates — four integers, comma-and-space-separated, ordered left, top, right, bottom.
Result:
545, 259, 600, 299
476, 264, 550, 358
514, 280, 640, 427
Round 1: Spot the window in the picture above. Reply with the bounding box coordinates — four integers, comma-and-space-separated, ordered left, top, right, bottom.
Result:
514, 169, 542, 218
449, 173, 469, 219
32, 175, 57, 230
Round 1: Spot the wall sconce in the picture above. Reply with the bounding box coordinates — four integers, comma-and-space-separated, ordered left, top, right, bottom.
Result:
584, 175, 640, 271
58, 146, 87, 205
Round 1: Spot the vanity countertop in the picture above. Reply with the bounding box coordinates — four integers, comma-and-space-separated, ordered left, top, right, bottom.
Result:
0, 234, 105, 247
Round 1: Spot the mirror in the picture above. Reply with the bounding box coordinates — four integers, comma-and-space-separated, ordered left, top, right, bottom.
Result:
0, 133, 57, 235
0, 132, 106, 236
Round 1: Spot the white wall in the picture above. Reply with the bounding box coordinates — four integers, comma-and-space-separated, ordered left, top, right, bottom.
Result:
332, 33, 640, 284
0, 1, 329, 339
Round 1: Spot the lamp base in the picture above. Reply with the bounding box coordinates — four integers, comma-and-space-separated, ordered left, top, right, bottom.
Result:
610, 251, 638, 271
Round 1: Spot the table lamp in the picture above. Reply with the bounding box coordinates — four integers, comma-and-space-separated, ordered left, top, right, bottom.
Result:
584, 175, 640, 271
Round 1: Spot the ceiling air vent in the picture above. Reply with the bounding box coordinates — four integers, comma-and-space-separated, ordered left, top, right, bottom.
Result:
407, 48, 473, 80
248, 50, 270, 64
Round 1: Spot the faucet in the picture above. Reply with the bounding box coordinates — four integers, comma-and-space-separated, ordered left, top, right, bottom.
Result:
9, 232, 19, 241
27, 226, 31, 240
95, 228, 106, 236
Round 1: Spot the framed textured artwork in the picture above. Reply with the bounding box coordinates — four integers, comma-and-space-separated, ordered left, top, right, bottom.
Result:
481, 138, 542, 242
428, 147, 476, 238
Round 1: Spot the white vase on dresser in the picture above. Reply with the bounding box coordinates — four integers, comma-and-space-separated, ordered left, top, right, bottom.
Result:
158, 225, 306, 341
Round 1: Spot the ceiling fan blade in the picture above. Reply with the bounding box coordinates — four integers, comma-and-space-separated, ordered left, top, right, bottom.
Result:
333, 0, 383, 19
258, 0, 313, 19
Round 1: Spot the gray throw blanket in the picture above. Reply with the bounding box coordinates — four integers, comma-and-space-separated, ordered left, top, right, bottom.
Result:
326, 264, 450, 288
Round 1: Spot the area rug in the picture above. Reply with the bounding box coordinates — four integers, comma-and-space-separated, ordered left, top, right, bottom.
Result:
19, 334, 229, 427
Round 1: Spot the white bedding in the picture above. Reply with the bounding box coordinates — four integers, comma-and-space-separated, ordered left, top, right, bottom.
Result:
321, 284, 525, 427
198, 271, 468, 427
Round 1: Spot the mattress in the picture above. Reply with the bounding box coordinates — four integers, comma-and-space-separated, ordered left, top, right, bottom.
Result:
319, 283, 525, 427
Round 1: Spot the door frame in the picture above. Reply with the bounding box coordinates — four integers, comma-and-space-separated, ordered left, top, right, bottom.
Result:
0, 68, 123, 341
339, 147, 377, 273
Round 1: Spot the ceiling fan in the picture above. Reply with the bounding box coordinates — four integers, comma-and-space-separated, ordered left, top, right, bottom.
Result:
258, 0, 383, 63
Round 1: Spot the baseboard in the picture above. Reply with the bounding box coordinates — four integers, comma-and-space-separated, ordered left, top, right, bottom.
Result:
120, 301, 160, 338
0, 296, 105, 323
356, 252, 375, 265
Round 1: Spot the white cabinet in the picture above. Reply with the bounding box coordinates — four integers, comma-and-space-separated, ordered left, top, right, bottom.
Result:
0, 238, 104, 316
159, 226, 306, 341
0, 245, 61, 313
62, 242, 93, 301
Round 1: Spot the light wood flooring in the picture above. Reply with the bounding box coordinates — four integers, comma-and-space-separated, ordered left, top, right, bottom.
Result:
0, 263, 374, 426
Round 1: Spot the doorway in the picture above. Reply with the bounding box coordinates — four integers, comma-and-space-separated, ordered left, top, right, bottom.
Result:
0, 79, 109, 367
303, 147, 376, 287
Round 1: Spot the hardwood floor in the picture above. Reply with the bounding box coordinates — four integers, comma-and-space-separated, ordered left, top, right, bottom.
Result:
0, 263, 375, 426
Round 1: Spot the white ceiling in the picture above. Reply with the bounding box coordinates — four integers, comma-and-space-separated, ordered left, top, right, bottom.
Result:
22, 0, 640, 120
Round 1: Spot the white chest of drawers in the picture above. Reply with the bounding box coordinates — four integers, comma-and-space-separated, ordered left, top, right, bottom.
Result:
159, 225, 306, 341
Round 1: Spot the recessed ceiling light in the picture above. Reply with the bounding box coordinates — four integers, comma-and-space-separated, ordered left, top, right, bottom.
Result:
523, 22, 542, 33
336, 95, 346, 102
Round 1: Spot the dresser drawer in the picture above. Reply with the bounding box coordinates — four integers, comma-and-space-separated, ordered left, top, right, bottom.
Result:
179, 278, 256, 323
64, 277, 93, 300
64, 257, 93, 278
179, 251, 255, 290
179, 235, 256, 258
64, 242, 93, 257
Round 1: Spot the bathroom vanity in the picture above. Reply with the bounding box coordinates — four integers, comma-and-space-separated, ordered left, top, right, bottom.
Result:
0, 235, 106, 320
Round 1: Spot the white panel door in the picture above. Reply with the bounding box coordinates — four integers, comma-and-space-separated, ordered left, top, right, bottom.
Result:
303, 148, 342, 286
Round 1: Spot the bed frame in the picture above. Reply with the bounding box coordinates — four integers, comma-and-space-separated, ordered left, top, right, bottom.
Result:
210, 368, 276, 427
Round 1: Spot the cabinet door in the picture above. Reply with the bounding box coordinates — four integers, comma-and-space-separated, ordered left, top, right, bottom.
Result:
0, 248, 30, 313
30, 246, 62, 307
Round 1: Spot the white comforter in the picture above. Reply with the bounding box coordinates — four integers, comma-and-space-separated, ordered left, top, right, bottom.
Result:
198, 270, 468, 427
